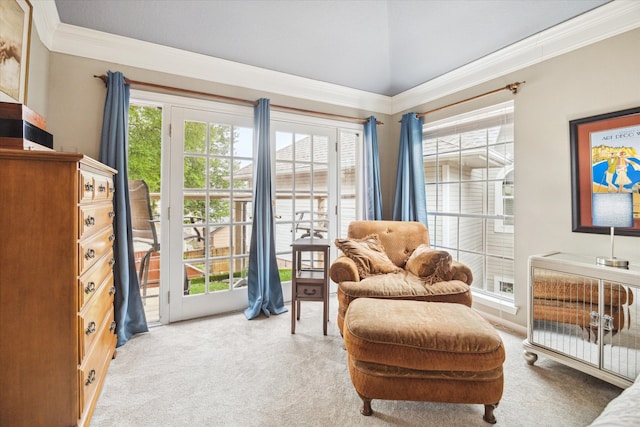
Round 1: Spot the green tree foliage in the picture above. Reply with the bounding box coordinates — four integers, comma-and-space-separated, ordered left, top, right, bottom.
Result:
128, 105, 161, 193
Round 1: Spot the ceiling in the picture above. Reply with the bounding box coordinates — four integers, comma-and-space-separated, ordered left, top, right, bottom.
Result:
54, 0, 611, 97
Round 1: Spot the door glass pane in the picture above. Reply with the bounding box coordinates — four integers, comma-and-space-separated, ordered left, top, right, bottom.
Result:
296, 134, 311, 162
234, 127, 254, 196
184, 157, 206, 189
208, 261, 230, 292
185, 121, 207, 154
312, 166, 327, 193
275, 223, 293, 258
209, 123, 231, 156
182, 119, 253, 297
339, 130, 357, 237
276, 132, 293, 160
184, 193, 205, 224
209, 159, 230, 189
128, 103, 163, 323
313, 135, 328, 163
276, 161, 293, 188
208, 194, 230, 224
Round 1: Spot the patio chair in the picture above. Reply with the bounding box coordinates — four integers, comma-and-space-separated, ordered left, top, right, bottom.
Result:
128, 180, 161, 299
294, 210, 328, 238
128, 179, 205, 298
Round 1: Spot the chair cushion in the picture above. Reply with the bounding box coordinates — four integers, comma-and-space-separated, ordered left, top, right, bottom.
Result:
334, 234, 401, 278
405, 244, 453, 284
343, 298, 505, 372
339, 271, 471, 301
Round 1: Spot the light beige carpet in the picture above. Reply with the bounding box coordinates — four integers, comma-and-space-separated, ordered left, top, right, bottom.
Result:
92, 294, 622, 426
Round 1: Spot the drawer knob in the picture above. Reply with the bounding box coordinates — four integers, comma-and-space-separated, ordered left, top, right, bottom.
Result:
84, 183, 94, 192
85, 321, 96, 335
85, 369, 96, 386
110, 321, 117, 333
109, 234, 116, 242
98, 184, 106, 192
85, 215, 95, 226
109, 258, 116, 266
303, 288, 317, 296
85, 249, 96, 260
108, 210, 116, 218
85, 281, 96, 295
109, 286, 116, 296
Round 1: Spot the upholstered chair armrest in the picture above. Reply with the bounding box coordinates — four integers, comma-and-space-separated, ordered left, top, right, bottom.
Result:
450, 260, 473, 286
330, 255, 361, 283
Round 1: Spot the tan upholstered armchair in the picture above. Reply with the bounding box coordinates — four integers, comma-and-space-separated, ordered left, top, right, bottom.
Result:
330, 220, 474, 333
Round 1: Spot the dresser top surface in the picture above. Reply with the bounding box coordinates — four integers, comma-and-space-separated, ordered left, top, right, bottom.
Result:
530, 251, 640, 283
0, 148, 117, 174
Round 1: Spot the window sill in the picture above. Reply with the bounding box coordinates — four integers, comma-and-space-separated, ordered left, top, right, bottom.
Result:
472, 291, 519, 316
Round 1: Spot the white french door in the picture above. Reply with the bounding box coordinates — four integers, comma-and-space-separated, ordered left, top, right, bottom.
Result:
270, 119, 347, 295
168, 106, 254, 321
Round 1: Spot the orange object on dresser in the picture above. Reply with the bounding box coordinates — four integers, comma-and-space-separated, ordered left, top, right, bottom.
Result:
0, 102, 53, 150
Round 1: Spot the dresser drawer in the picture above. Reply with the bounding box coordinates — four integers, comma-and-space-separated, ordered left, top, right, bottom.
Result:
79, 254, 115, 309
79, 171, 114, 203
78, 316, 116, 420
79, 170, 95, 203
93, 174, 114, 201
79, 227, 116, 273
79, 281, 116, 360
79, 204, 116, 240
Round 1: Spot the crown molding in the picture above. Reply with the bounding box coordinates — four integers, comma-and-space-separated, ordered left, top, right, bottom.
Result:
33, 0, 639, 117
31, 0, 59, 48
391, 0, 640, 114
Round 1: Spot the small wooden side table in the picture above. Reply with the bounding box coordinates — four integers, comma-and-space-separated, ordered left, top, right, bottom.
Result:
291, 238, 330, 335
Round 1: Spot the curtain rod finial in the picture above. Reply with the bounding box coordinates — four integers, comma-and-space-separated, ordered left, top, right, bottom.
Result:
94, 74, 108, 86
507, 81, 525, 94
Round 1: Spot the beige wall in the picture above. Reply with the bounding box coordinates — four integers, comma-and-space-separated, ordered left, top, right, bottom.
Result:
39, 27, 640, 328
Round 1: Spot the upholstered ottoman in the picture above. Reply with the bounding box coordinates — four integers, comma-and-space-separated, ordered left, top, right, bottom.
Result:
343, 298, 505, 424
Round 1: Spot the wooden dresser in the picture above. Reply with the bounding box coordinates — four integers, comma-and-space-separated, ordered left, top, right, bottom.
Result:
0, 149, 118, 426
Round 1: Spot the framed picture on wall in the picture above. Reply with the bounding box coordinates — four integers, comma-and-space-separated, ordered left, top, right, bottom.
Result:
0, 0, 32, 103
570, 106, 640, 236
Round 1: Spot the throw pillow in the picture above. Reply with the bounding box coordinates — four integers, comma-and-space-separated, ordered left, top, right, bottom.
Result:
405, 244, 453, 284
334, 234, 400, 278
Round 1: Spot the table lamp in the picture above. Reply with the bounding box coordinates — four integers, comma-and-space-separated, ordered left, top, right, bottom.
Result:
592, 192, 633, 268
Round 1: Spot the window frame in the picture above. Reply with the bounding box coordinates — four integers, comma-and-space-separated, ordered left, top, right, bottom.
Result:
422, 101, 517, 313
